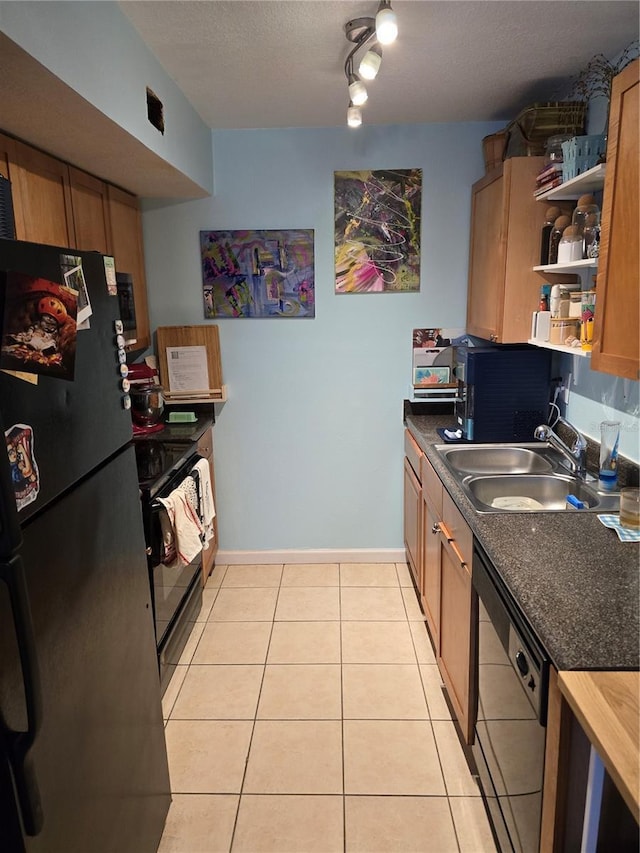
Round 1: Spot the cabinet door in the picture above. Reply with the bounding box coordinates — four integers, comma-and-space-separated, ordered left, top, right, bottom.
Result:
438, 537, 474, 743
196, 426, 218, 583
403, 456, 422, 592
0, 132, 17, 182
467, 157, 546, 344
467, 167, 506, 341
0, 133, 19, 238
437, 496, 475, 744
421, 494, 441, 650
592, 58, 639, 380
69, 167, 112, 254
107, 185, 150, 352
10, 140, 75, 247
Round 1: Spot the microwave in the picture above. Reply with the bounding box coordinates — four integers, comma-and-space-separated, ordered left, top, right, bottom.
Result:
116, 272, 136, 334
455, 345, 552, 442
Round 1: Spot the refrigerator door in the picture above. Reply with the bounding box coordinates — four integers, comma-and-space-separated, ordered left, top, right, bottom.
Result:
0, 446, 170, 853
0, 405, 43, 848
0, 239, 132, 523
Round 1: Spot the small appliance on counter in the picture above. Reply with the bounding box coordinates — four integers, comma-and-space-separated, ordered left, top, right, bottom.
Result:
128, 362, 165, 436
455, 344, 552, 442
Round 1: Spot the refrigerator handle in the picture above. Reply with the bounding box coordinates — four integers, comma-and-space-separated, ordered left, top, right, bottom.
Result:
0, 554, 44, 837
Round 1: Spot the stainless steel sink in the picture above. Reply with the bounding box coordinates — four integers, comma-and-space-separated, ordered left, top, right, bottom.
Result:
432, 442, 620, 513
465, 474, 605, 512
438, 444, 554, 475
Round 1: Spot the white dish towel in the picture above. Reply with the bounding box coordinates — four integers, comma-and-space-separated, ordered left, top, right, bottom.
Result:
193, 458, 216, 548
158, 484, 203, 567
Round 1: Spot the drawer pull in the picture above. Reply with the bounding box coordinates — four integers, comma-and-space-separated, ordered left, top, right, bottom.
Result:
438, 521, 467, 569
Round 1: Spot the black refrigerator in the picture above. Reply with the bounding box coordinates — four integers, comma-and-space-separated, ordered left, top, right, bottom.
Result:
0, 239, 170, 852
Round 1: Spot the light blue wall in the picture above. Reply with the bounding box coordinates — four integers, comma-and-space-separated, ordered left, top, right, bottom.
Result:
0, 1, 213, 194
142, 123, 502, 552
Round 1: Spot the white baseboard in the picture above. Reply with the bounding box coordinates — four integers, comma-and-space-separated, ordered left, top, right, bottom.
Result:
215, 548, 407, 565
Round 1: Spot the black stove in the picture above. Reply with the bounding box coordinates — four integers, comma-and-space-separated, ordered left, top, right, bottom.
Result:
132, 415, 213, 695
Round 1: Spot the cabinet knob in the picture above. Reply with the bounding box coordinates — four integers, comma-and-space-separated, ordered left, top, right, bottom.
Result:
489, 334, 498, 342
431, 522, 441, 534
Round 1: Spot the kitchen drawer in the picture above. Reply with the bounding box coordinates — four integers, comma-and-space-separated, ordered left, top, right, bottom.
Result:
421, 454, 443, 517
442, 489, 473, 572
404, 429, 424, 481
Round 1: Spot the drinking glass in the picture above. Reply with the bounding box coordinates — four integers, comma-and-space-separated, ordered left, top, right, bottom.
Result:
620, 488, 640, 530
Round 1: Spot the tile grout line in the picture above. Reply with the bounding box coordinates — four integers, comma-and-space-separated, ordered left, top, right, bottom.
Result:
227, 563, 283, 852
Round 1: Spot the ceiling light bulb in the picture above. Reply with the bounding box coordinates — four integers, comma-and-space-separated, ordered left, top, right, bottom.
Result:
347, 104, 362, 128
358, 45, 382, 80
375, 1, 398, 45
348, 74, 368, 106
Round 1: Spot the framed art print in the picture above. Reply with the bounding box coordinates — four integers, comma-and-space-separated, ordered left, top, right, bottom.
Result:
200, 229, 315, 318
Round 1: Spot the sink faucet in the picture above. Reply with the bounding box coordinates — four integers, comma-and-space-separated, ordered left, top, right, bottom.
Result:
534, 418, 588, 476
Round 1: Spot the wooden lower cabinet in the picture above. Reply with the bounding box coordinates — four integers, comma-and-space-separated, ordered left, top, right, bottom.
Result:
436, 491, 475, 744
403, 456, 422, 591
196, 426, 219, 584
418, 449, 476, 745
421, 455, 443, 648
403, 429, 424, 592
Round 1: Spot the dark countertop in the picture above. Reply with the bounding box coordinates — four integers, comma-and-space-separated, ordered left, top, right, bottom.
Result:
405, 412, 640, 672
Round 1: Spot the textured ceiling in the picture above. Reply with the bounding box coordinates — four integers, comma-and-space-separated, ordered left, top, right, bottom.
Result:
119, 0, 640, 129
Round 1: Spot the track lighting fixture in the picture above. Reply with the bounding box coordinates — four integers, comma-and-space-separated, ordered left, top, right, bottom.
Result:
347, 71, 368, 106
375, 0, 398, 45
358, 44, 382, 80
347, 103, 362, 128
343, 3, 398, 128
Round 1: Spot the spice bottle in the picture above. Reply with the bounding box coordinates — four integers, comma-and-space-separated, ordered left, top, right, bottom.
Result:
540, 206, 561, 265
548, 214, 571, 265
539, 284, 551, 311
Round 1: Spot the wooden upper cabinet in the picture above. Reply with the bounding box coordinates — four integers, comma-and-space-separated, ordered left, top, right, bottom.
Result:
592, 58, 639, 380
0, 132, 17, 182
68, 167, 112, 255
9, 139, 75, 247
467, 156, 548, 343
107, 184, 150, 352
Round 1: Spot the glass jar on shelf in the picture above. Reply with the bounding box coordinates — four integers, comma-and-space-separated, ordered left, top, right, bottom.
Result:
547, 214, 572, 265
571, 193, 600, 258
582, 211, 601, 259
557, 225, 583, 263
540, 205, 561, 265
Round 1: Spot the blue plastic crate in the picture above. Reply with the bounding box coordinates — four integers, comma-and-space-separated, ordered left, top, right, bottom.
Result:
561, 135, 607, 181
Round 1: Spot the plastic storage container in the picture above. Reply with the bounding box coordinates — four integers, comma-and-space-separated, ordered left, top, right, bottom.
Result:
561, 135, 607, 181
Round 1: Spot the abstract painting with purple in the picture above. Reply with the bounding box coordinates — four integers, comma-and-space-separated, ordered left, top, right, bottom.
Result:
334, 169, 422, 293
200, 229, 315, 318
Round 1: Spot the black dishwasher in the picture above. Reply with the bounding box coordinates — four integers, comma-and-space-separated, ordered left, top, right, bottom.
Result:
472, 542, 550, 853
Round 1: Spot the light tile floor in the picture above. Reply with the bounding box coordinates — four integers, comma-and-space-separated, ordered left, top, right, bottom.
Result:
158, 562, 497, 853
